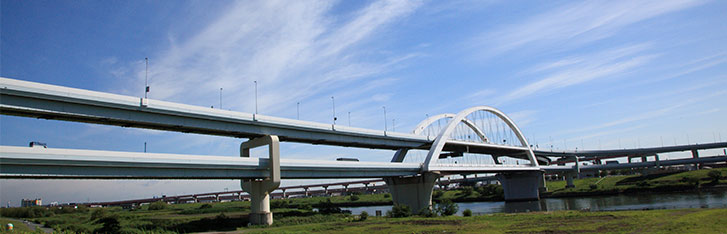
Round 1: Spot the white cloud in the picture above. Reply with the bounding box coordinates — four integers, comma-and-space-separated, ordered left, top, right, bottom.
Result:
474, 0, 706, 55
118, 0, 422, 119
497, 44, 657, 103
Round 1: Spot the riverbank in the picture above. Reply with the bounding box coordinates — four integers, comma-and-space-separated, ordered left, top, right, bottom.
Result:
542, 168, 727, 198
238, 208, 727, 233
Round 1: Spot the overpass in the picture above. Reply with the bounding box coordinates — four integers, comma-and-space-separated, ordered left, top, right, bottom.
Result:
1, 77, 726, 225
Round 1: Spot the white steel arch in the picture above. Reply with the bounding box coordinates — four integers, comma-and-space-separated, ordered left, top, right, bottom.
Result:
412, 113, 489, 142
422, 106, 538, 171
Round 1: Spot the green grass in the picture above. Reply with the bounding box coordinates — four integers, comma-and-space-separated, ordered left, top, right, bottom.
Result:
242, 208, 727, 234
1, 217, 40, 233
544, 168, 727, 197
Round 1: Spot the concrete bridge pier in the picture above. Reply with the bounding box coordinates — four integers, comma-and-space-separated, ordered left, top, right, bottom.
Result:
565, 173, 575, 188
384, 172, 440, 213
497, 171, 545, 201
240, 135, 281, 226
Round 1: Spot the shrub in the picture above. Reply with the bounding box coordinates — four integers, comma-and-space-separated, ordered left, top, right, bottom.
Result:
589, 184, 598, 189
435, 199, 458, 216
271, 199, 289, 208
708, 170, 722, 182
458, 186, 474, 197
317, 199, 342, 214
463, 209, 472, 217
359, 211, 369, 221
418, 207, 436, 217
386, 204, 411, 218
90, 208, 107, 220
432, 190, 444, 199
383, 193, 391, 198
199, 203, 213, 209
94, 215, 121, 234
148, 201, 168, 210
350, 195, 360, 201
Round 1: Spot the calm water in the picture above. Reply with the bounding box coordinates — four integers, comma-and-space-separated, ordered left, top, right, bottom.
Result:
342, 190, 727, 216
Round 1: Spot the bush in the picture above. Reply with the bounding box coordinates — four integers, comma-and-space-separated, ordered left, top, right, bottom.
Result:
708, 170, 722, 182
271, 200, 289, 208
95, 215, 121, 234
359, 211, 369, 221
90, 208, 107, 220
386, 204, 411, 218
435, 199, 458, 216
199, 203, 213, 209
383, 193, 391, 198
463, 209, 472, 217
317, 199, 342, 214
148, 201, 168, 210
418, 207, 436, 217
589, 184, 598, 189
458, 186, 474, 197
432, 190, 444, 199
350, 195, 360, 201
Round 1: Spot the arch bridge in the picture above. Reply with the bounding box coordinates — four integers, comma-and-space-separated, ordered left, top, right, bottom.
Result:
0, 78, 563, 224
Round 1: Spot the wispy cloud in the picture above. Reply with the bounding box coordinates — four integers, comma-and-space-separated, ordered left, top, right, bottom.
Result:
473, 0, 706, 55
497, 44, 657, 103
113, 0, 422, 118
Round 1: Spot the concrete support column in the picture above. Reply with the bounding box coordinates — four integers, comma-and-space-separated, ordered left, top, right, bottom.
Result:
565, 173, 575, 188
304, 187, 309, 197
343, 184, 349, 194
363, 183, 369, 193
281, 189, 287, 198
497, 171, 545, 201
240, 135, 281, 226
384, 172, 440, 213
193, 196, 198, 203
692, 149, 701, 169
323, 186, 329, 195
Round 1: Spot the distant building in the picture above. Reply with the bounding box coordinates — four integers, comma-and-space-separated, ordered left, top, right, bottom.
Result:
21, 199, 42, 207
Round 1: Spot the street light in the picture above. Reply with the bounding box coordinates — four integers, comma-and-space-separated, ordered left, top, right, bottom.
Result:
331, 96, 336, 125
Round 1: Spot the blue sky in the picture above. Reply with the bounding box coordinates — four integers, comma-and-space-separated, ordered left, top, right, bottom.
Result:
1, 0, 726, 206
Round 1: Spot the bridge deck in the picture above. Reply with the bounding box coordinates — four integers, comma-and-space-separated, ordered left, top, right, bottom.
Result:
0, 146, 539, 179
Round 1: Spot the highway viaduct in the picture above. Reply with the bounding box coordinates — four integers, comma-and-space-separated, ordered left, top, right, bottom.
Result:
1, 77, 726, 225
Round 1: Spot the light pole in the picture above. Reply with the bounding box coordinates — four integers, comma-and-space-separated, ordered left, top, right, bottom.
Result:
348, 111, 351, 126
254, 81, 258, 114
297, 102, 300, 120
144, 58, 149, 99
219, 88, 223, 109
383, 106, 387, 133
331, 96, 336, 125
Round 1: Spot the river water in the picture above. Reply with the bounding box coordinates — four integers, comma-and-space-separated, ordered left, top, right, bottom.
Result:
342, 190, 727, 216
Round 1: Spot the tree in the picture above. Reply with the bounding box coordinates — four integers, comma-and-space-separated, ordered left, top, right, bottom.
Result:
708, 170, 722, 182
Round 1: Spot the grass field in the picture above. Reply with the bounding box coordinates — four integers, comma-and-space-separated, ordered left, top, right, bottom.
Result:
1, 217, 34, 233
242, 208, 727, 234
